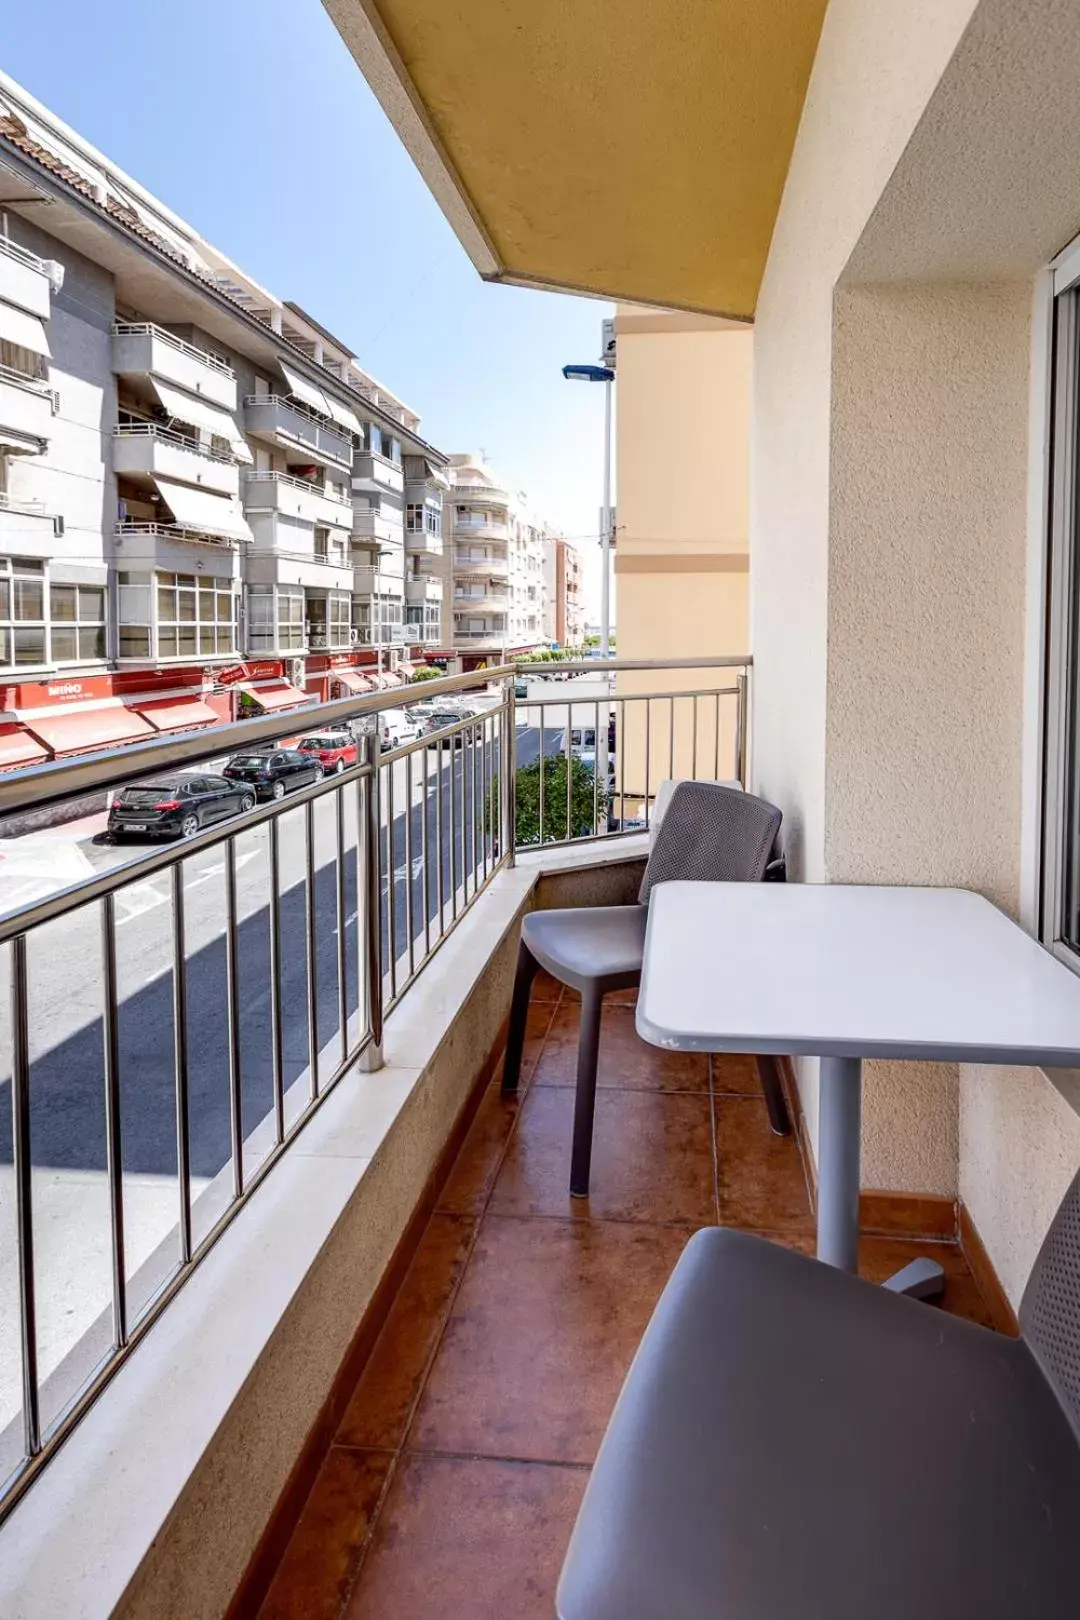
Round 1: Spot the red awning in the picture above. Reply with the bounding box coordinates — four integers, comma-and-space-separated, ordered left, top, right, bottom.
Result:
136, 695, 221, 732
333, 669, 374, 695
26, 703, 156, 756
0, 724, 50, 771
237, 680, 312, 713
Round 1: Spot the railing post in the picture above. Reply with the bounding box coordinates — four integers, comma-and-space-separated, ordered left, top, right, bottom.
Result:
735, 668, 749, 789
503, 673, 517, 867
358, 719, 384, 1072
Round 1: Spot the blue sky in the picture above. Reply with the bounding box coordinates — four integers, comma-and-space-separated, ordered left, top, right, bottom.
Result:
3, 0, 611, 616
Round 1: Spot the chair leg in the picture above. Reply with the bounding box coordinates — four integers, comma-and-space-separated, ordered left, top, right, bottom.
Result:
501, 940, 539, 1096
757, 1054, 792, 1137
570, 987, 604, 1198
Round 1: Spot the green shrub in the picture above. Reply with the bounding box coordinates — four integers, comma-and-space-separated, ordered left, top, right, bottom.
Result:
489, 753, 607, 846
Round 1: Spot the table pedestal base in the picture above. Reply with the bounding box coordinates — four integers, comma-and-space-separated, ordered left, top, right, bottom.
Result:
816, 1054, 945, 1302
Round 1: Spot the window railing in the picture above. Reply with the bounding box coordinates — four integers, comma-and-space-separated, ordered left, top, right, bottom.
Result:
0, 656, 748, 1526
112, 322, 234, 378
114, 422, 237, 465
115, 521, 249, 547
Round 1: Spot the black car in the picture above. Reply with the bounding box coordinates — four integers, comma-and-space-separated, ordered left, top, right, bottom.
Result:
108, 773, 255, 841
223, 748, 324, 801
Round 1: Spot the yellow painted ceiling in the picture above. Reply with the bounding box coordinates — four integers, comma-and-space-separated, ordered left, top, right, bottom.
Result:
343, 0, 828, 319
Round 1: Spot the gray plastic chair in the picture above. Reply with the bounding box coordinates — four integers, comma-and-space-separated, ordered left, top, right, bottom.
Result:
557, 1167, 1080, 1620
501, 782, 788, 1196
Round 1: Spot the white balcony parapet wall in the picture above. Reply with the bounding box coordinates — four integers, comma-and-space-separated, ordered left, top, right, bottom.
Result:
113, 425, 240, 497
352, 452, 404, 497
0, 366, 53, 455
354, 564, 405, 599
242, 470, 353, 531
0, 235, 52, 320
112, 323, 237, 411
244, 395, 353, 470
0, 492, 56, 556
405, 576, 443, 604
404, 528, 444, 558
353, 509, 403, 546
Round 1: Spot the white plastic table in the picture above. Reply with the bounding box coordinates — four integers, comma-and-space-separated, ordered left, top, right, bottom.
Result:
637, 883, 1080, 1286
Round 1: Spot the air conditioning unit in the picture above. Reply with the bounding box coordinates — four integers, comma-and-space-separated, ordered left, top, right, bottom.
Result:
52, 515, 65, 538
350, 628, 359, 644
288, 658, 305, 687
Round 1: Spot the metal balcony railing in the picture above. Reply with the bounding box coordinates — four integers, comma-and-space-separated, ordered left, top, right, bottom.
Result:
111, 322, 234, 378
114, 421, 237, 465
0, 655, 749, 1525
0, 235, 50, 276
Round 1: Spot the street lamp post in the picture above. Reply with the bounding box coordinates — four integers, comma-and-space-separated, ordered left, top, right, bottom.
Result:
561, 361, 615, 657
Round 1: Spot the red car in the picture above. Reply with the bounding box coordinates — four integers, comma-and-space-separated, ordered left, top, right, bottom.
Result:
296, 731, 358, 774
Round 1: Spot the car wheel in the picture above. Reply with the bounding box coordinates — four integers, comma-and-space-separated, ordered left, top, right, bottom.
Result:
180, 812, 200, 839
335, 757, 346, 774
239, 793, 255, 813
272, 780, 286, 801
312, 765, 324, 782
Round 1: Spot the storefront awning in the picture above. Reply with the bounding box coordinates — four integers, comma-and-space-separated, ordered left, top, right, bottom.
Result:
0, 298, 49, 357
151, 477, 254, 544
136, 695, 222, 732
277, 362, 332, 419
149, 379, 252, 462
333, 669, 375, 695
324, 0, 828, 319
0, 723, 49, 770
25, 703, 155, 756
323, 394, 364, 437
237, 680, 312, 713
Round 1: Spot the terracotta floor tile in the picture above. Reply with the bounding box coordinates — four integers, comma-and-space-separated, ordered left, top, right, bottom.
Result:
410, 1215, 688, 1463
336, 1215, 475, 1450
345, 1454, 586, 1620
437, 1084, 521, 1218
716, 1096, 814, 1234
712, 1051, 772, 1097
258, 1447, 392, 1620
534, 1002, 708, 1092
857, 1235, 998, 1328
489, 1084, 716, 1224
530, 970, 564, 1003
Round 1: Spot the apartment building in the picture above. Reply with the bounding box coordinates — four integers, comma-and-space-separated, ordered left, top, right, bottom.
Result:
542, 532, 584, 649
0, 72, 447, 764
442, 452, 548, 667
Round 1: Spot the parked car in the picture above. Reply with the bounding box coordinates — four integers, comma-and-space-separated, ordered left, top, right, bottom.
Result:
223, 748, 324, 801
108, 773, 255, 841
423, 709, 473, 747
378, 708, 422, 751
514, 679, 530, 699
297, 732, 358, 774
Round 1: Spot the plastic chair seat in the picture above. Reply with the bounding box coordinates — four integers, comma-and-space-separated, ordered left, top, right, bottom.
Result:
520, 905, 647, 995
557, 1228, 1080, 1620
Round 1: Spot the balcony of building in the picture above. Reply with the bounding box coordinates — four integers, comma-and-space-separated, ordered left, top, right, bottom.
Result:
112, 322, 237, 413
244, 395, 354, 471
352, 451, 405, 499
454, 548, 509, 577
112, 423, 241, 498
405, 600, 441, 647
403, 453, 450, 494
241, 470, 353, 534
454, 588, 510, 614
453, 513, 509, 542
0, 361, 53, 456
352, 508, 403, 549
0, 234, 53, 323
0, 490, 57, 552
404, 523, 444, 560
451, 482, 510, 508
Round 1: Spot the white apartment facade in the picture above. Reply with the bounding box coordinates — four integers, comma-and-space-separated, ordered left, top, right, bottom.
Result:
0, 72, 447, 763
443, 452, 549, 667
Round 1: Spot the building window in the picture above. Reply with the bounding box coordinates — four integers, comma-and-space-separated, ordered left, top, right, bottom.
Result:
0, 339, 48, 385
354, 593, 403, 645
0, 557, 46, 667
248, 585, 304, 652
406, 502, 441, 536
50, 582, 105, 663
406, 602, 440, 644
157, 573, 235, 657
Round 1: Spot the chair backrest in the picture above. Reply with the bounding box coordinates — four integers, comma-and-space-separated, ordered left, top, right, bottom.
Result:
1020, 1165, 1080, 1434
638, 781, 782, 905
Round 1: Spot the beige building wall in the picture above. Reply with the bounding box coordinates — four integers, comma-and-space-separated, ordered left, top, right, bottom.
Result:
614, 309, 752, 807
752, 0, 1080, 1300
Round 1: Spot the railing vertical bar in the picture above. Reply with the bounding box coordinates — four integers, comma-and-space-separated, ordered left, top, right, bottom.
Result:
335, 786, 348, 1065
421, 739, 432, 958
386, 754, 398, 998
669, 694, 676, 782
618, 697, 627, 832
538, 706, 545, 849
404, 750, 416, 981
304, 799, 319, 1100
360, 731, 383, 1060
714, 692, 721, 779
11, 934, 40, 1456
449, 734, 458, 920
170, 864, 192, 1265
505, 677, 517, 867
565, 707, 573, 841
224, 836, 244, 1196
436, 737, 447, 935
461, 728, 470, 908
480, 715, 488, 881
268, 816, 285, 1143
735, 668, 749, 787
692, 694, 699, 779
644, 698, 652, 830
471, 720, 480, 887
100, 894, 128, 1347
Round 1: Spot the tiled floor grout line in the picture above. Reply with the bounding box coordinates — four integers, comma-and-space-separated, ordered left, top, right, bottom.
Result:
334, 988, 569, 1613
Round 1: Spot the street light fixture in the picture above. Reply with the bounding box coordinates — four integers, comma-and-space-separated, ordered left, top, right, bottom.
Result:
561, 361, 615, 658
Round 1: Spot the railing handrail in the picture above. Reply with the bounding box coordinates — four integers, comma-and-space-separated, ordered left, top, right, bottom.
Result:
0, 361, 51, 397
112, 321, 235, 379
242, 393, 352, 443
0, 233, 50, 275
115, 520, 248, 545
114, 421, 237, 465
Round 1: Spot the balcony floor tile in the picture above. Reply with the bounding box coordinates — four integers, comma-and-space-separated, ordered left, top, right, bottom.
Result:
344, 1454, 586, 1620
256, 982, 1005, 1620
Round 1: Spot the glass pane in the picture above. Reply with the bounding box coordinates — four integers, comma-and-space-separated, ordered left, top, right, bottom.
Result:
216, 593, 232, 622
13, 628, 45, 663
119, 628, 150, 656
78, 625, 105, 660
50, 584, 77, 622
0, 628, 8, 664
177, 626, 197, 654
177, 590, 196, 623
78, 586, 105, 622
14, 580, 43, 621
198, 626, 216, 654
51, 626, 77, 661
157, 586, 174, 620
0, 579, 8, 619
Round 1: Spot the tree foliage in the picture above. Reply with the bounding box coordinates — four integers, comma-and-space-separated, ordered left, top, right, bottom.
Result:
409, 665, 442, 682
490, 753, 607, 847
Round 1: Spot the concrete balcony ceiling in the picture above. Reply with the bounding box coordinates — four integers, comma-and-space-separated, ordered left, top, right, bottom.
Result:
324, 0, 828, 318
